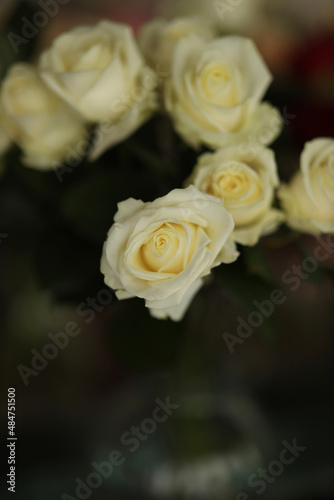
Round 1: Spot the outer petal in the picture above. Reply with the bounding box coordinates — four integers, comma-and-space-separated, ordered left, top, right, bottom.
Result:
89, 90, 157, 161
148, 279, 204, 321
215, 239, 240, 266
138, 17, 214, 73
278, 178, 319, 235
279, 177, 334, 236
301, 138, 334, 205
199, 36, 272, 102
232, 209, 285, 246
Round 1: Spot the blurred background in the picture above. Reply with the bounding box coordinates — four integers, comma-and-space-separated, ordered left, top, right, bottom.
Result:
1, 1, 334, 499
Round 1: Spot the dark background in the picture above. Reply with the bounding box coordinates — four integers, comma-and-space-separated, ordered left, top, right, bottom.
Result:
1, 1, 334, 499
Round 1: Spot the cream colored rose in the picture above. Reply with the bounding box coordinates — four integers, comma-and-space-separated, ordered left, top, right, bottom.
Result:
165, 35, 282, 150
278, 138, 334, 234
0, 63, 87, 170
138, 17, 214, 74
101, 185, 239, 321
39, 21, 158, 135
185, 146, 284, 245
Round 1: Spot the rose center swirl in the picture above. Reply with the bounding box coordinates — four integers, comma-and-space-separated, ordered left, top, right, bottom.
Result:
197, 61, 242, 107
204, 162, 264, 204
139, 222, 197, 274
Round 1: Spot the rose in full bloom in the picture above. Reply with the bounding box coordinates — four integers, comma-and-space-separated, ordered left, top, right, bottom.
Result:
164, 35, 282, 150
185, 146, 284, 246
101, 185, 239, 321
39, 21, 158, 158
278, 138, 334, 234
138, 17, 214, 74
0, 63, 87, 170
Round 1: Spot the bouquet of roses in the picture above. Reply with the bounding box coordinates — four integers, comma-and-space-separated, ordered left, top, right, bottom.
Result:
1, 11, 333, 325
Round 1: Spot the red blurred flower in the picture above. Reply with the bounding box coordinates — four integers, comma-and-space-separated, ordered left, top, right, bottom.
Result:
290, 35, 334, 145
294, 35, 334, 79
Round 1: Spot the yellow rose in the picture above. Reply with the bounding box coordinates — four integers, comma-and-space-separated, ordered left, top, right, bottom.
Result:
185, 146, 284, 245
165, 35, 282, 150
138, 17, 214, 74
0, 63, 87, 170
39, 21, 158, 160
101, 185, 239, 321
278, 138, 334, 234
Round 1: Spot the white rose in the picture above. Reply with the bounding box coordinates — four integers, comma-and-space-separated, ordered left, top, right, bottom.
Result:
278, 138, 334, 235
185, 146, 284, 246
165, 35, 282, 150
101, 185, 239, 321
39, 21, 158, 154
0, 63, 87, 170
138, 17, 215, 74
